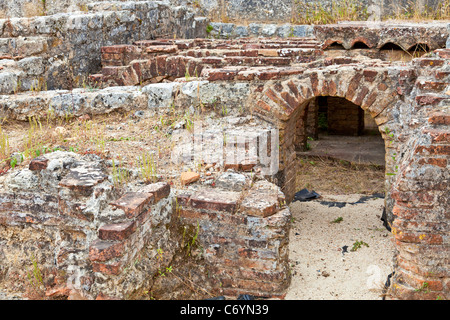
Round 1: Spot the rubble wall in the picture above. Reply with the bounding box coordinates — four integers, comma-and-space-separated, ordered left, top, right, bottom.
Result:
0, 150, 291, 299
0, 1, 207, 93
169, 0, 444, 23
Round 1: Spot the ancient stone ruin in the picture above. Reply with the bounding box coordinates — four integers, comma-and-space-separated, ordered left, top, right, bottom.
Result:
0, 1, 448, 300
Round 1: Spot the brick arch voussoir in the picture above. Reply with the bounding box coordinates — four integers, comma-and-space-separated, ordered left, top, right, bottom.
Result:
260, 67, 399, 122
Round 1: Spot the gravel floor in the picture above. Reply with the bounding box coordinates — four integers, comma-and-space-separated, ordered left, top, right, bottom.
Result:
285, 194, 396, 300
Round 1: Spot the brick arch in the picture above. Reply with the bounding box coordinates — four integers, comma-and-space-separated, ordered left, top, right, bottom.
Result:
254, 65, 401, 204
253, 55, 450, 300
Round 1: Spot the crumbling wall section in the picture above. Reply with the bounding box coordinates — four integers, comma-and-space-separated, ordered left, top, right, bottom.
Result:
387, 49, 450, 300
0, 151, 179, 299
176, 179, 291, 298
0, 1, 207, 93
0, 150, 291, 299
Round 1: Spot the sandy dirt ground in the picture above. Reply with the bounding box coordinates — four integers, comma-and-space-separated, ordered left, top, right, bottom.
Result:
285, 193, 396, 300
1, 193, 396, 301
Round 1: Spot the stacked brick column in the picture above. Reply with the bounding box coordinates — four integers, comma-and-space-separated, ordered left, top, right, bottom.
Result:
88, 182, 173, 299
176, 180, 291, 298
388, 49, 450, 300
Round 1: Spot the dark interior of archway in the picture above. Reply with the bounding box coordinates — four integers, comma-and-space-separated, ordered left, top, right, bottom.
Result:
352, 41, 370, 49
297, 96, 386, 196
379, 42, 404, 51
407, 43, 430, 57
327, 42, 345, 49
314, 96, 380, 136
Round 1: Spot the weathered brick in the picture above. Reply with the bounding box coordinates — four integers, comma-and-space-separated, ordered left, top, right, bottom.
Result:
363, 70, 378, 82
92, 261, 122, 275
98, 221, 136, 241
353, 86, 369, 106
101, 45, 128, 54
416, 81, 447, 92
309, 72, 319, 96
139, 182, 171, 202
395, 269, 444, 292
89, 239, 126, 262
394, 231, 443, 245
256, 69, 280, 80
416, 58, 445, 68
190, 189, 241, 213
415, 95, 445, 106
265, 88, 290, 110
256, 100, 272, 112
201, 57, 223, 65
422, 128, 450, 143
417, 158, 447, 168
361, 90, 378, 109
240, 190, 278, 217
280, 91, 298, 110
146, 45, 177, 54
205, 69, 238, 81
110, 192, 154, 218
428, 112, 450, 125
29, 156, 49, 171
415, 145, 450, 156
156, 55, 167, 75
345, 73, 364, 101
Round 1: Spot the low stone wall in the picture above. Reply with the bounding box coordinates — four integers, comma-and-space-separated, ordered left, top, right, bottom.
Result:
0, 80, 253, 121
0, 150, 291, 299
0, 151, 177, 299
206, 22, 314, 39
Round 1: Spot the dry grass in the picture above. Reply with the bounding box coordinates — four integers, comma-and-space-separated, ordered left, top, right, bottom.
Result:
0, 111, 176, 178
388, 0, 450, 21
296, 155, 385, 195
293, 0, 369, 24
293, 0, 450, 24
0, 108, 213, 190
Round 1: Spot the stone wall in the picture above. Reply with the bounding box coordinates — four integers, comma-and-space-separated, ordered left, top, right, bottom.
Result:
170, 0, 445, 23
0, 1, 207, 93
0, 151, 176, 299
326, 97, 364, 136
0, 150, 291, 299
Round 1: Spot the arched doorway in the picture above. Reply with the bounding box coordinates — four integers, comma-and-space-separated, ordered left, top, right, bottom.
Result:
303, 96, 385, 167
253, 65, 401, 216
252, 65, 402, 298
287, 96, 393, 299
